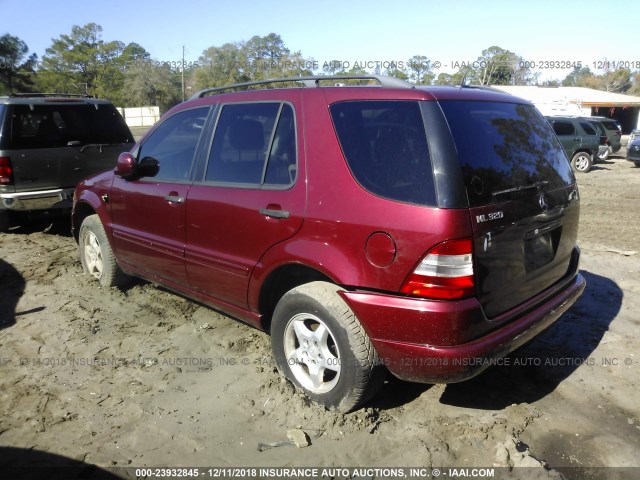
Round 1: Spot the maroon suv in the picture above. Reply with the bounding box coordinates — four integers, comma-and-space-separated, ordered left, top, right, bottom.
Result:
72, 75, 585, 411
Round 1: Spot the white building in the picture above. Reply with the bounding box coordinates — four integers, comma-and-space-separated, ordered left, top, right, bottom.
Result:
492, 86, 640, 132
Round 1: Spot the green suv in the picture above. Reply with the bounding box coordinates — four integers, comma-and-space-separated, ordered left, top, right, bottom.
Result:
0, 94, 134, 231
546, 116, 599, 173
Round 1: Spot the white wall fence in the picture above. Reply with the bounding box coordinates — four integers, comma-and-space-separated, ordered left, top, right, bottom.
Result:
116, 106, 160, 127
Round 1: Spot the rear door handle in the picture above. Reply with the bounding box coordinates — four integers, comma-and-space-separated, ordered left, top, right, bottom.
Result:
260, 208, 290, 219
164, 194, 184, 203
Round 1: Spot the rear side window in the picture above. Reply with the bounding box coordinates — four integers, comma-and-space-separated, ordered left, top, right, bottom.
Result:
330, 101, 436, 206
205, 103, 297, 186
8, 104, 132, 149
589, 121, 605, 135
600, 120, 619, 132
551, 121, 575, 136
579, 122, 597, 135
440, 101, 574, 207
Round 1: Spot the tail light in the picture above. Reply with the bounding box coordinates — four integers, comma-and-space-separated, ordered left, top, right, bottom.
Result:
0, 157, 13, 185
401, 238, 475, 300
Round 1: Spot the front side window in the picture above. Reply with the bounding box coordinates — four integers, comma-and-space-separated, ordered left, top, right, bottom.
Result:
330, 101, 436, 206
137, 107, 209, 182
205, 103, 296, 186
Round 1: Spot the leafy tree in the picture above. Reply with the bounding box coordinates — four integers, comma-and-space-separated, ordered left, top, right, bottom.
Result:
0, 34, 37, 94
562, 65, 632, 93
36, 23, 149, 103
322, 59, 348, 75
194, 34, 314, 89
457, 46, 533, 85
385, 66, 409, 81
598, 68, 632, 93
433, 71, 466, 85
407, 55, 434, 85
629, 72, 640, 96
562, 66, 595, 87
195, 42, 251, 88
120, 42, 151, 64
123, 61, 181, 112
245, 33, 290, 71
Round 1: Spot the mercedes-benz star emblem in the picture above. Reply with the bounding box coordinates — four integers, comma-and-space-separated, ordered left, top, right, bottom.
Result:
538, 194, 549, 211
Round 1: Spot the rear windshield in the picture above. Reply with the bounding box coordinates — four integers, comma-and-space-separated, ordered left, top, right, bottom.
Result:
330, 101, 436, 206
8, 103, 133, 149
439, 101, 574, 207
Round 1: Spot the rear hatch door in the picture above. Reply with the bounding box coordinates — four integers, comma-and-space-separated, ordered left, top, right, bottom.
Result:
439, 100, 580, 319
7, 102, 133, 191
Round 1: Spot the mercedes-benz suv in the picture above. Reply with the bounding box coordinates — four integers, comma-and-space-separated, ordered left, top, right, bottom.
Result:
72, 76, 585, 411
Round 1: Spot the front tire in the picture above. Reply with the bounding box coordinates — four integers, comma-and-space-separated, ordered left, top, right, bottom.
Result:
79, 214, 128, 287
571, 152, 592, 173
271, 281, 385, 412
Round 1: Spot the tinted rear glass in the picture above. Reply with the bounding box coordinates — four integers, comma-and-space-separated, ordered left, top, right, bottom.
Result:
579, 122, 597, 135
330, 101, 436, 206
588, 121, 605, 135
440, 101, 574, 207
600, 120, 619, 132
9, 103, 132, 149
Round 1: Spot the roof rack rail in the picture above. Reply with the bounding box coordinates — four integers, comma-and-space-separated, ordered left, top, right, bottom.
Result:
192, 74, 413, 99
457, 84, 510, 94
8, 93, 93, 98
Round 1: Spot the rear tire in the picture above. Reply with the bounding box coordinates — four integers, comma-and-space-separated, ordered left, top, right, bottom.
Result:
571, 152, 592, 173
79, 214, 128, 287
271, 281, 385, 412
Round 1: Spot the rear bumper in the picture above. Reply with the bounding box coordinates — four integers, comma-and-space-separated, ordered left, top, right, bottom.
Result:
0, 188, 74, 211
341, 273, 586, 384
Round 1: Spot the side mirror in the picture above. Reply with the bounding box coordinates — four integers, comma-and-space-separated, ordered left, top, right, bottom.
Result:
115, 152, 136, 179
114, 153, 159, 180
138, 157, 160, 178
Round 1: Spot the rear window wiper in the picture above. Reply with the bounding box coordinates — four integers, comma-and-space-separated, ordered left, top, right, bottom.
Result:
491, 180, 549, 198
66, 141, 114, 153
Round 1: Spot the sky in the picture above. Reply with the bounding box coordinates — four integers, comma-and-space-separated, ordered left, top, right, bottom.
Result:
1, 0, 638, 82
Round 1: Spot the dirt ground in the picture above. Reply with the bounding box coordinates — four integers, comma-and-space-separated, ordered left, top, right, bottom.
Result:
0, 150, 639, 480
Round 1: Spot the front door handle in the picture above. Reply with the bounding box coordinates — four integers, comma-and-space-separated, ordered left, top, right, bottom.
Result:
164, 194, 184, 203
260, 208, 290, 219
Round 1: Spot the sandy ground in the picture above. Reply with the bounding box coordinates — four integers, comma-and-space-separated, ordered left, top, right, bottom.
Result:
0, 151, 639, 480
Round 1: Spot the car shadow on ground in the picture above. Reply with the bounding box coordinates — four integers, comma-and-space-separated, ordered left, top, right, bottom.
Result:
5, 214, 72, 237
372, 270, 621, 411
0, 259, 26, 331
0, 447, 121, 480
